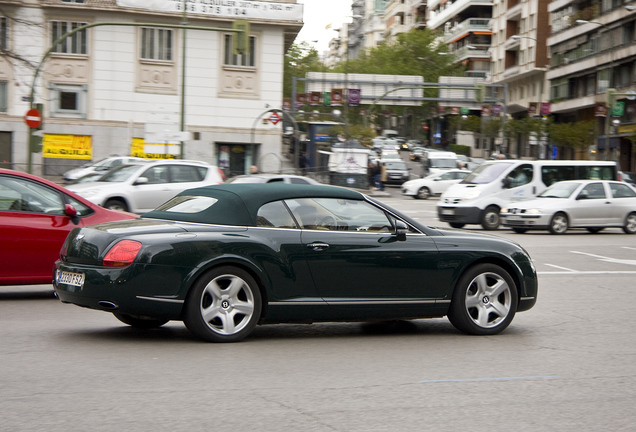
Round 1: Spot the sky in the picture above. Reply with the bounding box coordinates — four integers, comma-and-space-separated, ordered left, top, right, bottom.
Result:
295, 0, 353, 53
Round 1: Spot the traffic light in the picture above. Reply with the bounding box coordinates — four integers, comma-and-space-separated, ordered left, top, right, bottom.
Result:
607, 88, 616, 109
232, 20, 250, 55
475, 83, 485, 103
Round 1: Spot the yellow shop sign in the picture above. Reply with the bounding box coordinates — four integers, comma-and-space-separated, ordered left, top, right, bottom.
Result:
43, 134, 92, 160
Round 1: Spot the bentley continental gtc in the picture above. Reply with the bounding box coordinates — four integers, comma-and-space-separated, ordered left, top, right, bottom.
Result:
53, 183, 538, 342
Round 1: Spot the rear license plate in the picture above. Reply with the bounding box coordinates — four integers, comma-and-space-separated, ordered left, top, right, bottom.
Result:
57, 271, 85, 287
441, 208, 455, 215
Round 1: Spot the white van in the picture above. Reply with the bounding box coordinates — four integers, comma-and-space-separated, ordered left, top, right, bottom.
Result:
421, 151, 458, 176
437, 160, 617, 230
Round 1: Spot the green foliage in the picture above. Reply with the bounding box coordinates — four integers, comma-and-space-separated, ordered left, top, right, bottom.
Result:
549, 120, 596, 149
283, 42, 323, 98
450, 144, 471, 156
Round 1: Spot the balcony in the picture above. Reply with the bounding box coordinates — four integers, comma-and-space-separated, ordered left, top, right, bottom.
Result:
504, 36, 521, 51
444, 18, 492, 44
455, 45, 491, 61
428, 0, 494, 31
503, 65, 520, 78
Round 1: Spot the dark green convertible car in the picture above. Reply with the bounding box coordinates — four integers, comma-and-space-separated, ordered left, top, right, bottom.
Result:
53, 183, 537, 342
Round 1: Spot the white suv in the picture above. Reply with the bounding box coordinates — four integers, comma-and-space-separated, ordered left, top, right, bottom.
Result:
66, 160, 224, 213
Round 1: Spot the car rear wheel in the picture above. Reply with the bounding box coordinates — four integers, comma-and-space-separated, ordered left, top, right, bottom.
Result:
512, 228, 527, 234
481, 206, 500, 230
449, 222, 465, 229
184, 266, 262, 343
104, 199, 128, 212
549, 212, 568, 234
416, 187, 431, 199
448, 263, 518, 335
113, 312, 168, 329
624, 212, 636, 234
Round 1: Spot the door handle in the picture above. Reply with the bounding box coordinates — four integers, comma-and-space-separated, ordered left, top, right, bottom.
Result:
307, 242, 329, 251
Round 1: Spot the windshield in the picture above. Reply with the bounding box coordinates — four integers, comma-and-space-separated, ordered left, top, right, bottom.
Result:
98, 164, 142, 182
384, 161, 407, 170
537, 182, 580, 198
462, 162, 513, 184
430, 158, 457, 168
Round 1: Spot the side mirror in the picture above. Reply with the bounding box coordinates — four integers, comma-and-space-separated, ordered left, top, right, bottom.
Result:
394, 220, 408, 241
65, 204, 80, 225
576, 191, 589, 200
134, 177, 149, 185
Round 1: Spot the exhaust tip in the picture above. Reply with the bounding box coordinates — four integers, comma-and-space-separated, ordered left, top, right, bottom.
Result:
98, 301, 119, 310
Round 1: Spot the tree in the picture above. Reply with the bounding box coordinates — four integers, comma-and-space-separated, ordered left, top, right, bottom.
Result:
283, 42, 323, 99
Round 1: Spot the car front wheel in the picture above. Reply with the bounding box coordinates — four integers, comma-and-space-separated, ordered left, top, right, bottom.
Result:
449, 222, 465, 229
481, 206, 500, 230
549, 212, 568, 234
624, 212, 636, 234
184, 266, 262, 343
416, 187, 431, 199
104, 199, 128, 212
448, 263, 518, 335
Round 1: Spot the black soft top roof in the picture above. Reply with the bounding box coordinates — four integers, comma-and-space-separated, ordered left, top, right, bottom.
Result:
141, 183, 364, 226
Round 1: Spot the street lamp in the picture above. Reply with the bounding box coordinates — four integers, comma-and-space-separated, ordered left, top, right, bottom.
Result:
343, 14, 362, 138
576, 19, 614, 160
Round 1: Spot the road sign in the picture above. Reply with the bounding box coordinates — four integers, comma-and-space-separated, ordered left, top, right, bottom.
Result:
269, 112, 282, 125
25, 109, 42, 128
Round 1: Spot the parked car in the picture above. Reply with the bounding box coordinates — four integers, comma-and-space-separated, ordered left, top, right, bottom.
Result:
53, 183, 538, 342
66, 160, 224, 213
62, 156, 149, 182
229, 174, 320, 185
501, 180, 636, 234
380, 159, 411, 184
402, 169, 470, 199
0, 169, 136, 286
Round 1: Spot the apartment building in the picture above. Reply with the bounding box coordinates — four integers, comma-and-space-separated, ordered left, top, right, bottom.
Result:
490, 0, 550, 158
0, 0, 302, 177
547, 0, 636, 171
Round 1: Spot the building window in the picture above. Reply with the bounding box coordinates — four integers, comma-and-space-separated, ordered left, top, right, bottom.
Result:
0, 17, 7, 50
224, 34, 256, 67
0, 81, 7, 113
49, 83, 87, 119
141, 28, 173, 61
51, 21, 88, 54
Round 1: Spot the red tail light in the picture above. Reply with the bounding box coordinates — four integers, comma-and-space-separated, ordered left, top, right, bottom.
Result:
103, 240, 142, 267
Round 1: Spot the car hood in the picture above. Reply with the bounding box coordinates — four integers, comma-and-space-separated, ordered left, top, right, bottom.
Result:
503, 197, 566, 210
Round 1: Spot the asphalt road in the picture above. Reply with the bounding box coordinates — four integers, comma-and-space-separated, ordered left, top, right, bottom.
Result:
2, 189, 635, 431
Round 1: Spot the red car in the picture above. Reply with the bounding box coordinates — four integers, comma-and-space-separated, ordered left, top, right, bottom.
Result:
0, 169, 137, 286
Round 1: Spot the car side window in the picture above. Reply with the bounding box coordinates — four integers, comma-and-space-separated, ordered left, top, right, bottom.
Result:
290, 178, 308, 184
579, 182, 606, 199
507, 164, 533, 188
256, 201, 298, 228
440, 172, 453, 180
610, 182, 636, 198
286, 198, 394, 232
0, 176, 65, 214
170, 165, 202, 183
142, 166, 169, 184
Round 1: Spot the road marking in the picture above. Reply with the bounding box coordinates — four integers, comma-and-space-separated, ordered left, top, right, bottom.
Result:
538, 271, 636, 275
571, 250, 636, 266
420, 375, 560, 384
545, 264, 578, 272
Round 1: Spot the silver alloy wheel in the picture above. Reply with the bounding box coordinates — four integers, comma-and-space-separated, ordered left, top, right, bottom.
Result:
550, 213, 568, 234
481, 206, 500, 230
624, 213, 636, 234
200, 274, 256, 336
464, 272, 512, 329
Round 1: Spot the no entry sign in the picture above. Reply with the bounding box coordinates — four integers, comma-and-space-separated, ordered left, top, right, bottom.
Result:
25, 109, 42, 128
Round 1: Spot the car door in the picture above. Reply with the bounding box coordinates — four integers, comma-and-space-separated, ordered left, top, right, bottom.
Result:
569, 182, 610, 226
129, 165, 177, 212
286, 198, 442, 317
608, 182, 636, 225
0, 175, 77, 284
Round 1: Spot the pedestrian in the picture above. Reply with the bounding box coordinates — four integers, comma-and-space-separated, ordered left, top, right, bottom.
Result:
379, 162, 387, 191
373, 161, 382, 190
367, 161, 376, 189
299, 152, 308, 175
